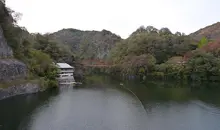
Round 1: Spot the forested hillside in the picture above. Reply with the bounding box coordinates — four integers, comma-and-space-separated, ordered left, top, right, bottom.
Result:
111, 26, 196, 64
2, 0, 220, 83
49, 29, 121, 59
106, 25, 220, 82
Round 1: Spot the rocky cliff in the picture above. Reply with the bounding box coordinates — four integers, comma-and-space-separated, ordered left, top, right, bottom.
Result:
0, 25, 13, 58
0, 83, 40, 100
0, 59, 27, 81
49, 29, 122, 59
0, 1, 27, 82
0, 26, 27, 81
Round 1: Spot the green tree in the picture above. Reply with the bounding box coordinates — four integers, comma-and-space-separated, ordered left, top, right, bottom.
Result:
198, 37, 208, 48
185, 50, 220, 81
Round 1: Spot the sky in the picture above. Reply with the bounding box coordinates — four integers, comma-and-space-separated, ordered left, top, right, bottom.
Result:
6, 0, 220, 38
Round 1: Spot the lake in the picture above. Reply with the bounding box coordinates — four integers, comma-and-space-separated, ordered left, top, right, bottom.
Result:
0, 75, 220, 130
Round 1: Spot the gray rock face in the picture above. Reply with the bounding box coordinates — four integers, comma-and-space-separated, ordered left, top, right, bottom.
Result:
0, 26, 13, 58
0, 83, 40, 100
0, 24, 27, 81
0, 59, 27, 81
0, 3, 36, 99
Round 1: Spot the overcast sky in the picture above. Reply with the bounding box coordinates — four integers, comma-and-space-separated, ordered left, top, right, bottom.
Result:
6, 0, 220, 38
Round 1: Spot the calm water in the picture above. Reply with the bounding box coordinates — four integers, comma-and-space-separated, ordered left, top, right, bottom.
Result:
1, 76, 220, 130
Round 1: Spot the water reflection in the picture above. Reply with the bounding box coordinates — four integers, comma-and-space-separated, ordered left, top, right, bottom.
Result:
23, 87, 147, 130
120, 80, 220, 130
121, 80, 220, 108
0, 90, 59, 130
0, 76, 220, 130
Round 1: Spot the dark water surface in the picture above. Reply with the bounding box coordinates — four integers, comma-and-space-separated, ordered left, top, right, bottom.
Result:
1, 76, 220, 130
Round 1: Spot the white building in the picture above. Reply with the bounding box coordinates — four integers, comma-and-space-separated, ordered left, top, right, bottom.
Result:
56, 63, 75, 85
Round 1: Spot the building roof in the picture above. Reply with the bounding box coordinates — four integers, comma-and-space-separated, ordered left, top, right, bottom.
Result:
56, 63, 74, 69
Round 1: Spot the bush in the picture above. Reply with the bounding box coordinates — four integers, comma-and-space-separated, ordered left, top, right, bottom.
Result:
184, 50, 220, 81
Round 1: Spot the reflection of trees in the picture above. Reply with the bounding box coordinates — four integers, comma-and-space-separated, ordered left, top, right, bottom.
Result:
125, 80, 220, 108
84, 76, 220, 108
190, 85, 220, 107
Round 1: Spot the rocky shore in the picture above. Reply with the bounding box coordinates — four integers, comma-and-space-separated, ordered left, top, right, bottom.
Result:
0, 83, 41, 100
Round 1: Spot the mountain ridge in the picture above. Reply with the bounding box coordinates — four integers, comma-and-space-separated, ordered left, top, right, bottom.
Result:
190, 22, 220, 41
48, 28, 122, 60
47, 22, 220, 61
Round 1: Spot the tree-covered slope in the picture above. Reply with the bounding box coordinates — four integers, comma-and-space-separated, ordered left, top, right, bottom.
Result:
48, 29, 122, 59
111, 26, 196, 64
107, 26, 220, 82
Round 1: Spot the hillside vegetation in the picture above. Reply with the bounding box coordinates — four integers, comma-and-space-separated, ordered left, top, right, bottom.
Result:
2, 0, 220, 83
49, 29, 121, 59
190, 22, 220, 41
104, 25, 220, 82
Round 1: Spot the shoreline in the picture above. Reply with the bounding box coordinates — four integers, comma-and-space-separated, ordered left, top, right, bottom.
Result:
0, 83, 42, 100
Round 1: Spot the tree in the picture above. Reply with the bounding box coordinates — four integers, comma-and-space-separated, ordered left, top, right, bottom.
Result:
111, 26, 194, 64
145, 26, 158, 34
27, 49, 53, 76
33, 34, 75, 63
198, 37, 208, 48
175, 32, 182, 36
131, 26, 159, 36
159, 28, 172, 35
131, 26, 146, 36
120, 54, 156, 76
185, 50, 220, 81
0, 0, 5, 3
109, 26, 197, 79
